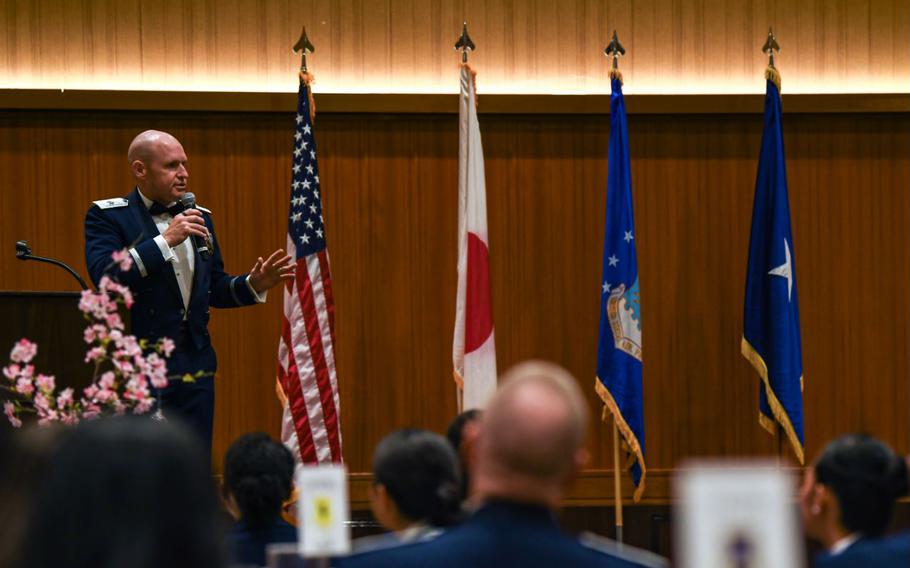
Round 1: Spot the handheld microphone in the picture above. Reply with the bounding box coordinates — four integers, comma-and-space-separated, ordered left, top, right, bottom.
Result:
177, 192, 211, 260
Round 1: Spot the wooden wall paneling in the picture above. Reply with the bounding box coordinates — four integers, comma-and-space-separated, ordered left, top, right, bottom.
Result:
0, 109, 906, 487
788, 114, 910, 456
318, 115, 463, 469
2, 0, 907, 93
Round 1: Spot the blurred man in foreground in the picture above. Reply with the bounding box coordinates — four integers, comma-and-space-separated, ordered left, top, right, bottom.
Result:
337, 360, 665, 568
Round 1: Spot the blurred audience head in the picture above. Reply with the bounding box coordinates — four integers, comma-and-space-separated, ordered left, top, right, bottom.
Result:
22, 416, 223, 568
445, 409, 482, 502
223, 432, 295, 528
370, 428, 462, 532
0, 425, 66, 568
800, 433, 909, 546
474, 360, 590, 508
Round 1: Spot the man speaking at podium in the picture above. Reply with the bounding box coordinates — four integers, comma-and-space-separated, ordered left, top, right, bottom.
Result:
84, 130, 294, 455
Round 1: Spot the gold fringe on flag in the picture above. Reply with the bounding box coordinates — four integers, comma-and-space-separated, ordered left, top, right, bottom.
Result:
453, 369, 465, 390
595, 379, 646, 502
299, 71, 317, 123
741, 337, 804, 464
275, 377, 288, 407
609, 68, 624, 85
765, 65, 781, 91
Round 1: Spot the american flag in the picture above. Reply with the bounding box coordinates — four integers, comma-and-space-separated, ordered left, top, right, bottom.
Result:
277, 81, 342, 467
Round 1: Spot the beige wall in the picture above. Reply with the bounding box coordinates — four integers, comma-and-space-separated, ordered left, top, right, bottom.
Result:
1, 0, 907, 94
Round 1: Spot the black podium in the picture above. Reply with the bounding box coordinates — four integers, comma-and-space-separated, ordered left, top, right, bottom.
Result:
0, 291, 96, 430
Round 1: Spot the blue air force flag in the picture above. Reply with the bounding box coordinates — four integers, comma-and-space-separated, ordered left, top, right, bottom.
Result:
595, 76, 645, 501
741, 78, 805, 464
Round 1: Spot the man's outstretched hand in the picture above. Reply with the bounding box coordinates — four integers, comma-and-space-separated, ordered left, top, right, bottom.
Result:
248, 249, 295, 293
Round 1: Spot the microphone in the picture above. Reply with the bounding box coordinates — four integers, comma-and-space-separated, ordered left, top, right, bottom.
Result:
15, 239, 90, 290
177, 192, 211, 260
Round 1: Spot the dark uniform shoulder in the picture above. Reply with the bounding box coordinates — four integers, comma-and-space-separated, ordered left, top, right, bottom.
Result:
578, 532, 669, 568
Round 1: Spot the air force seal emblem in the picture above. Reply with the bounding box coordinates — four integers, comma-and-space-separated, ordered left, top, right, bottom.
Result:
607, 277, 641, 361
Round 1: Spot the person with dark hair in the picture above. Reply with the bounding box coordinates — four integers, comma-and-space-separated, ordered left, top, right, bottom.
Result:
800, 433, 910, 567
21, 416, 224, 568
223, 432, 297, 567
357, 429, 462, 552
445, 409, 482, 503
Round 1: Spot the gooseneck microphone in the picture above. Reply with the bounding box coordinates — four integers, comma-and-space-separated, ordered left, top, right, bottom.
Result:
177, 192, 212, 260
15, 240, 90, 290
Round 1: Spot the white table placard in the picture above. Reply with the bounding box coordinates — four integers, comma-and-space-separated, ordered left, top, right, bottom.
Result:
675, 461, 802, 568
297, 465, 351, 558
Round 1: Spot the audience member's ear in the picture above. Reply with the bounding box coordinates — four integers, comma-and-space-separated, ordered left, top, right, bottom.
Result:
369, 483, 401, 531
462, 420, 482, 470
223, 492, 241, 521
562, 447, 590, 491
811, 483, 831, 517
574, 447, 590, 471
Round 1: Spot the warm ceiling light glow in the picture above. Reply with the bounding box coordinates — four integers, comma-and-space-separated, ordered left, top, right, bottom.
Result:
2, 75, 908, 95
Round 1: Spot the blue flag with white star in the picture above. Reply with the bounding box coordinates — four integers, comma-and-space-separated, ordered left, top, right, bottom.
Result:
741, 78, 804, 464
595, 76, 645, 501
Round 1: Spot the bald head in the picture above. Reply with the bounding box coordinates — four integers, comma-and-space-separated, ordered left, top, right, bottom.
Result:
128, 130, 179, 165
474, 361, 589, 506
127, 130, 189, 204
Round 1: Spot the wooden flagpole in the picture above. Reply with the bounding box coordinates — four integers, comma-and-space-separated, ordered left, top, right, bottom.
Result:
612, 421, 624, 545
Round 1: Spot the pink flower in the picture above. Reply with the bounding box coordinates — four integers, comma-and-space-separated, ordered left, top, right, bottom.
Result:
82, 403, 101, 420
99, 277, 131, 302
3, 364, 20, 380
60, 410, 79, 426
35, 374, 55, 393
10, 339, 37, 363
4, 401, 21, 428
33, 392, 50, 412
84, 347, 107, 363
56, 387, 74, 409
149, 372, 168, 390
96, 388, 115, 403
114, 359, 134, 374
105, 312, 124, 330
144, 353, 170, 389
83, 326, 96, 344
98, 372, 116, 390
118, 336, 141, 358
123, 375, 148, 394
83, 384, 99, 399
15, 377, 34, 396
78, 289, 102, 316
37, 408, 58, 426
133, 397, 154, 414
93, 325, 109, 341
111, 249, 133, 272
113, 401, 126, 416
158, 338, 175, 358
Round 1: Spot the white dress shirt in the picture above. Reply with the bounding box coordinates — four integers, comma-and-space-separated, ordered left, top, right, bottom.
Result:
828, 533, 861, 556
128, 190, 265, 313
